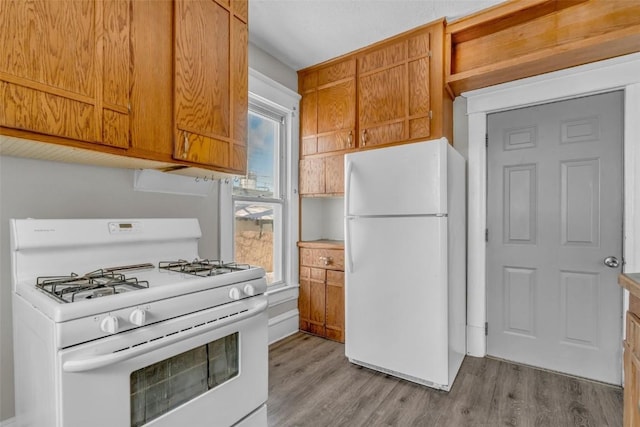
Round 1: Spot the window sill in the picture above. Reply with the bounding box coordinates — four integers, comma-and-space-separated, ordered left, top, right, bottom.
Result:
266, 283, 299, 307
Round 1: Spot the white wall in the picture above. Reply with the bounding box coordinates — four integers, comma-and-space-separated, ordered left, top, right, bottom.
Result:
0, 156, 220, 422
300, 198, 344, 241
249, 42, 298, 92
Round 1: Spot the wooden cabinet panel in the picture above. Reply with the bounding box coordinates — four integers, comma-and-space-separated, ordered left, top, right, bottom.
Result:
445, 0, 640, 95
325, 270, 345, 342
625, 310, 640, 427
0, 0, 131, 148
324, 154, 345, 194
357, 30, 431, 148
309, 268, 327, 336
231, 13, 248, 172
299, 153, 344, 196
300, 248, 344, 271
174, 0, 247, 172
299, 57, 356, 159
619, 274, 640, 427
299, 245, 345, 343
299, 158, 325, 195
0, 1, 95, 97
129, 0, 173, 159
317, 80, 356, 149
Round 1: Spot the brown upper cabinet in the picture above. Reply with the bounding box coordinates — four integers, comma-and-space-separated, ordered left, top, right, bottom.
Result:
300, 58, 357, 157
445, 0, 640, 96
0, 0, 132, 149
357, 27, 435, 148
297, 19, 452, 195
174, 0, 248, 174
0, 0, 249, 176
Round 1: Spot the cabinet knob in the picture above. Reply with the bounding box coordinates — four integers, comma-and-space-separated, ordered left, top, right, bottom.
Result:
361, 129, 367, 147
347, 131, 353, 148
319, 256, 332, 266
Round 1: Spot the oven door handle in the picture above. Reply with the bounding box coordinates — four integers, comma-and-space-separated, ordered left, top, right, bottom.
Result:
62, 299, 268, 373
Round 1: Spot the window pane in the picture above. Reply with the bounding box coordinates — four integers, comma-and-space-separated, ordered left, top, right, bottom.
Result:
234, 201, 282, 285
233, 112, 279, 198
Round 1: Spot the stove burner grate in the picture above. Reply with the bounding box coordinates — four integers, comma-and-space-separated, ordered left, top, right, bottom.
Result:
159, 259, 252, 277
36, 269, 149, 303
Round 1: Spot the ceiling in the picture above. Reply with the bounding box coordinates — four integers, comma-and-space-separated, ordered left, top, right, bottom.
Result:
248, 0, 506, 72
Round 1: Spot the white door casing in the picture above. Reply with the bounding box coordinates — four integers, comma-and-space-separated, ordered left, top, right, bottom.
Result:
486, 92, 623, 384
464, 52, 640, 361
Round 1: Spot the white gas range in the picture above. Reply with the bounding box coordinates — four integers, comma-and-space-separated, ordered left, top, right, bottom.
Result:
10, 218, 268, 427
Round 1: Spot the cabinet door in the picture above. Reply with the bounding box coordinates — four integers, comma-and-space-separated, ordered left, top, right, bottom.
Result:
316, 59, 356, 154
299, 59, 356, 156
357, 29, 431, 148
324, 153, 345, 195
299, 266, 311, 331
325, 270, 345, 343
129, 0, 173, 159
299, 265, 327, 337
0, 0, 131, 148
299, 158, 325, 195
174, 0, 247, 172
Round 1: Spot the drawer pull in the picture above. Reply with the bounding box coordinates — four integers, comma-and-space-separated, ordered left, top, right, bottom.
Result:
318, 256, 332, 266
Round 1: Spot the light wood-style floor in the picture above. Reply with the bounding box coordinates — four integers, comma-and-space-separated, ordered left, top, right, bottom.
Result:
268, 333, 623, 427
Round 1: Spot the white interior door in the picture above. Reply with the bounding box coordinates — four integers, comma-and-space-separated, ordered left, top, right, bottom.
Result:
486, 91, 624, 384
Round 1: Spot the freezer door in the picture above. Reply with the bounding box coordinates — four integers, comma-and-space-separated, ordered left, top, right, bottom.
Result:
345, 216, 449, 385
345, 138, 448, 216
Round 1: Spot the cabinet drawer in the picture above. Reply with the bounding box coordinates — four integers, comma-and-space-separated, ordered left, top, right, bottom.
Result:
300, 248, 344, 270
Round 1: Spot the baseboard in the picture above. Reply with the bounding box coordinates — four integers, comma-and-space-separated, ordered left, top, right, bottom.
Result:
268, 309, 299, 345
1, 417, 15, 427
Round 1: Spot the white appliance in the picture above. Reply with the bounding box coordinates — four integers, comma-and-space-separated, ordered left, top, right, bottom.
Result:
10, 218, 268, 427
344, 138, 466, 391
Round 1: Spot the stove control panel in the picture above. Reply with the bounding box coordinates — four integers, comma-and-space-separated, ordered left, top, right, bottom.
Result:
108, 221, 141, 234
56, 277, 268, 348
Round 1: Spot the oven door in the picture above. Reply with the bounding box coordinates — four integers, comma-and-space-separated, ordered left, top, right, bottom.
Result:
58, 297, 268, 427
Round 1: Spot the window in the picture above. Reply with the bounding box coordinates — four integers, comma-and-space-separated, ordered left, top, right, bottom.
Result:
232, 102, 286, 285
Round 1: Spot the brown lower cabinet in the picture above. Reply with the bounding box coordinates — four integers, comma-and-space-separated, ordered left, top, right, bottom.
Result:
299, 243, 345, 343
619, 273, 640, 427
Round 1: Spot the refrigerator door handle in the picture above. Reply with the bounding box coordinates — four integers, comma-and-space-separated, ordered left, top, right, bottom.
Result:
345, 160, 354, 273
346, 217, 354, 273
345, 160, 354, 216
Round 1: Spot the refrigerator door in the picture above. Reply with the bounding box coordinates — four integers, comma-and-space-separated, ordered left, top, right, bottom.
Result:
345, 215, 449, 386
345, 138, 448, 216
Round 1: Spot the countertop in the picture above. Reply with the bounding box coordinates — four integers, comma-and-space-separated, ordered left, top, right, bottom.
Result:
297, 239, 344, 249
619, 273, 640, 297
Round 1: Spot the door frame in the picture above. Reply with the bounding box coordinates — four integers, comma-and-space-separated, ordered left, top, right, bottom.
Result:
464, 52, 640, 362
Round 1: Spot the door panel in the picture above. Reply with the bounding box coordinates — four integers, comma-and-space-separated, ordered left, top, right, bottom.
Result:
487, 91, 624, 384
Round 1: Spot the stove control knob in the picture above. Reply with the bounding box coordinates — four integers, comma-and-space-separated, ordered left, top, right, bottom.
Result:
129, 309, 146, 326
243, 284, 256, 296
100, 315, 119, 334
229, 287, 242, 301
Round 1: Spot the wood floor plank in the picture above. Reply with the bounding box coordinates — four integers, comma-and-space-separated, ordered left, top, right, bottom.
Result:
268, 333, 623, 427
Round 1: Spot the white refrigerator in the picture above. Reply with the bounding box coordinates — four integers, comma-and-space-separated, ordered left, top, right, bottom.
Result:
344, 137, 466, 391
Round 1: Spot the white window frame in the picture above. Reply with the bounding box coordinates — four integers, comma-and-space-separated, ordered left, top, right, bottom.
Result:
233, 102, 285, 285
219, 68, 300, 295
